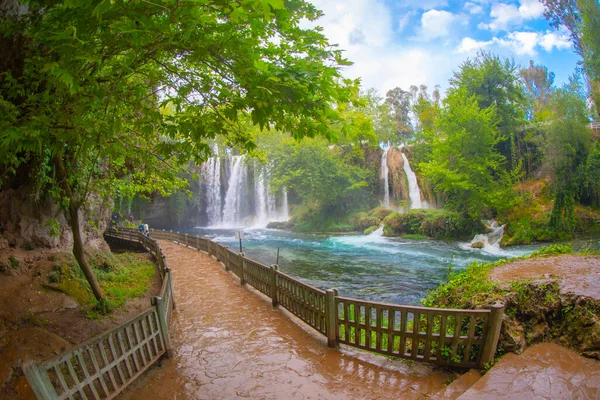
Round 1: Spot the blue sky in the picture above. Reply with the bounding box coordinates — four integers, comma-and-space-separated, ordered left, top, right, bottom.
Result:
305, 0, 580, 97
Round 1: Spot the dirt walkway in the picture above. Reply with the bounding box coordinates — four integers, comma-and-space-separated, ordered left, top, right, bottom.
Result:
488, 255, 600, 300
120, 241, 451, 399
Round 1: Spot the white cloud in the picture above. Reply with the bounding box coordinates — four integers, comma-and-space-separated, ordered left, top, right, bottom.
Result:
398, 11, 416, 34
497, 31, 540, 55
305, 0, 393, 48
463, 30, 572, 57
518, 0, 546, 19
480, 0, 546, 31
418, 10, 462, 40
300, 0, 448, 93
457, 37, 493, 53
464, 2, 484, 14
539, 32, 571, 51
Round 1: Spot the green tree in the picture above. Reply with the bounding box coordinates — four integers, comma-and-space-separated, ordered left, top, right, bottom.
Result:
541, 0, 600, 113
418, 88, 514, 219
449, 51, 527, 173
269, 137, 368, 210
541, 80, 592, 234
518, 61, 557, 177
385, 87, 414, 141
0, 0, 355, 301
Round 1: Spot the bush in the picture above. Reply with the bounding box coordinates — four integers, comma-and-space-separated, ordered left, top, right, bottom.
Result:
9, 256, 20, 269
368, 207, 394, 220
364, 225, 379, 235
383, 209, 481, 239
358, 215, 380, 229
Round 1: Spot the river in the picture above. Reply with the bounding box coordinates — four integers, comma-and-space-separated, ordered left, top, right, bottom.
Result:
182, 227, 543, 306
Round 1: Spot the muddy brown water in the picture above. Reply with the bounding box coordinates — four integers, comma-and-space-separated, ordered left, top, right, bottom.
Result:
120, 241, 451, 399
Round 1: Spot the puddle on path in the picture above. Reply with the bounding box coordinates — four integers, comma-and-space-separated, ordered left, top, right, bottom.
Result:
120, 241, 450, 399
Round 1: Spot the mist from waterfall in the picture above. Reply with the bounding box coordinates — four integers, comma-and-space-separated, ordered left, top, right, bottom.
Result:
401, 153, 426, 209
380, 147, 390, 208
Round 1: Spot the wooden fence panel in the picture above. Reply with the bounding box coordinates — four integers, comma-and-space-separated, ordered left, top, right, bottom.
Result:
276, 272, 327, 336
243, 259, 272, 297
335, 297, 489, 368
24, 308, 165, 400
227, 250, 243, 279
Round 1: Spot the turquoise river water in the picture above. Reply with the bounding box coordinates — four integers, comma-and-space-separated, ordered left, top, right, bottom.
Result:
183, 227, 551, 306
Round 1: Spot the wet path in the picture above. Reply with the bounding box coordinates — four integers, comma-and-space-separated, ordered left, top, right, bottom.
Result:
457, 343, 600, 399
120, 241, 451, 399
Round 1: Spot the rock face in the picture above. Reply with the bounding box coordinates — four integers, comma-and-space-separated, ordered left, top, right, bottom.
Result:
0, 187, 110, 251
386, 147, 410, 208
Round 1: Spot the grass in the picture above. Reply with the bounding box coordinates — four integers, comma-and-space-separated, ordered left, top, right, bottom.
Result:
422, 244, 573, 309
47, 252, 156, 318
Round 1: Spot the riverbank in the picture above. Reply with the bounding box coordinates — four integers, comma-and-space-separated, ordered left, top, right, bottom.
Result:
423, 245, 600, 361
0, 245, 161, 399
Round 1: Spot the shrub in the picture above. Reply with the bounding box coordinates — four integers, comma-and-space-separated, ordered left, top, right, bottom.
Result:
383, 209, 479, 239
364, 225, 379, 235
368, 207, 394, 220
9, 256, 20, 269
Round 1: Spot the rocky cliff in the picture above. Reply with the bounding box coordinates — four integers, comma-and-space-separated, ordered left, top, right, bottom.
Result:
386, 147, 410, 208
0, 187, 110, 251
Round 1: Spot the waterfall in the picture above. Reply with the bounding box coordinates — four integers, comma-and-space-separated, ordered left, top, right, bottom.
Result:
279, 189, 289, 221
380, 147, 390, 208
254, 162, 268, 227
401, 153, 425, 209
200, 155, 290, 228
203, 157, 222, 227
221, 155, 246, 227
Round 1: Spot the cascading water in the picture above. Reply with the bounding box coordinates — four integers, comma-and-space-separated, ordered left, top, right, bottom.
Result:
253, 162, 285, 227
401, 152, 425, 209
221, 155, 247, 227
203, 157, 222, 227
380, 147, 390, 208
253, 162, 269, 227
279, 189, 289, 221
201, 155, 290, 228
462, 220, 506, 255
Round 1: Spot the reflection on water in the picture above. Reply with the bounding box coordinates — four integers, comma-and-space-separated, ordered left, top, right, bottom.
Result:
185, 227, 544, 305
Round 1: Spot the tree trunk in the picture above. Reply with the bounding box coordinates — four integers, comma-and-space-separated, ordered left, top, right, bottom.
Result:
68, 200, 104, 300
54, 155, 104, 301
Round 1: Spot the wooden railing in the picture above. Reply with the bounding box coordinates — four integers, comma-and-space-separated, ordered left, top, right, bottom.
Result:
22, 230, 175, 400
148, 228, 504, 369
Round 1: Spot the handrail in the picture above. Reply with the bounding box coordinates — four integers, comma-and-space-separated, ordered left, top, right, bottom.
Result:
145, 227, 504, 369
22, 229, 175, 400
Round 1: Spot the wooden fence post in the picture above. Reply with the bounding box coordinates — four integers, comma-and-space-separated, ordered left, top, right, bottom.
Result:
153, 296, 173, 358
196, 236, 200, 251
270, 265, 278, 307
224, 246, 230, 271
480, 302, 505, 368
240, 253, 246, 285
325, 289, 339, 348
166, 267, 176, 311
185, 233, 188, 247
22, 359, 58, 400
